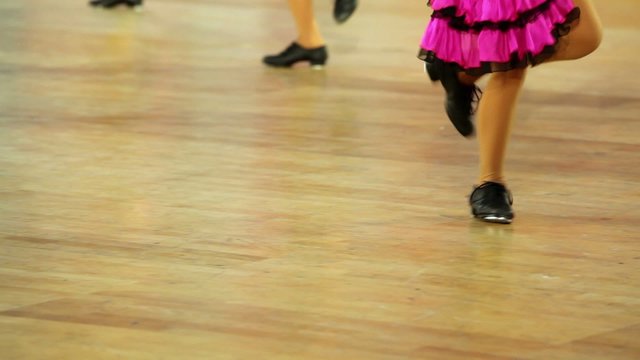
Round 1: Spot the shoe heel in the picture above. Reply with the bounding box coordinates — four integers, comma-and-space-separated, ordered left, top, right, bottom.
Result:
310, 59, 326, 69
426, 62, 440, 82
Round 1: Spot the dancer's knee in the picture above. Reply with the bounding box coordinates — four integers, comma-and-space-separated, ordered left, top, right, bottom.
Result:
585, 24, 603, 55
577, 2, 604, 57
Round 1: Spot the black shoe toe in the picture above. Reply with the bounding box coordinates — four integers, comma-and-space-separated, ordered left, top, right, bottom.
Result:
469, 182, 514, 224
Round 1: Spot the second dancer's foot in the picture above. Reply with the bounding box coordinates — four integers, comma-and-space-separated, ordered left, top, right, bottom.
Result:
263, 42, 328, 68
89, 0, 143, 8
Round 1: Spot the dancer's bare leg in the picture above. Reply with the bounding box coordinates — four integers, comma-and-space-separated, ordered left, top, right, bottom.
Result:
476, 69, 528, 184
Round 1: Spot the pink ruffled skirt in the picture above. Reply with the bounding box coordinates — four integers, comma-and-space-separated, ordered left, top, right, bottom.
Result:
418, 0, 581, 75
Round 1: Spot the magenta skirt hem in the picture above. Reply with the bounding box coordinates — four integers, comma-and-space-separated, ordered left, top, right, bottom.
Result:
419, 0, 581, 75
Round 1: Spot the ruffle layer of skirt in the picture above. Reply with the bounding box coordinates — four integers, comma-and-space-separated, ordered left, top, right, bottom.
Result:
428, 0, 569, 23
418, 0, 580, 75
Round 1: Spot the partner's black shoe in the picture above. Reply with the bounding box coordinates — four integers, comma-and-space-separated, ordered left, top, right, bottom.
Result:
426, 60, 480, 137
469, 182, 514, 224
89, 0, 142, 8
333, 0, 358, 24
263, 42, 328, 68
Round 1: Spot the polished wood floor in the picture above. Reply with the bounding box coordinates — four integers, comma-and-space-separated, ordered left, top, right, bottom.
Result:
1, 0, 639, 359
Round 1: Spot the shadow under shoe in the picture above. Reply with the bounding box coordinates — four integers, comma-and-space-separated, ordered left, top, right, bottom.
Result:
469, 182, 514, 224
334, 0, 358, 24
263, 42, 328, 68
426, 60, 479, 138
89, 0, 143, 8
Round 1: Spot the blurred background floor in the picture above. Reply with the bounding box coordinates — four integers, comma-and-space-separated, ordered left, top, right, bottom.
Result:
0, 0, 639, 359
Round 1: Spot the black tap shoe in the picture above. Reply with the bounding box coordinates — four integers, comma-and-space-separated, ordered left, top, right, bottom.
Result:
426, 60, 480, 138
263, 42, 328, 68
469, 182, 514, 224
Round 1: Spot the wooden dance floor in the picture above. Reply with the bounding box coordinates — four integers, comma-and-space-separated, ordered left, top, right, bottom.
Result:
1, 0, 639, 358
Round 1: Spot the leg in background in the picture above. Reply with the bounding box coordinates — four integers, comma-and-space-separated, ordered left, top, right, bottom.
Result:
288, 0, 325, 48
262, 0, 328, 67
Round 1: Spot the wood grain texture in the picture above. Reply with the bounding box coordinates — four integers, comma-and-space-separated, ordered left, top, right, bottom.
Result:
1, 0, 639, 359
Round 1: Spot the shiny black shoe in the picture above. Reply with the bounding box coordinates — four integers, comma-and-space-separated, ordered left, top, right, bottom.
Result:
333, 0, 358, 24
469, 182, 514, 224
426, 60, 480, 137
89, 0, 142, 8
263, 42, 328, 68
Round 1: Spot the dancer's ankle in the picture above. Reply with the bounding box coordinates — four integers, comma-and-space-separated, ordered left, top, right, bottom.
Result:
296, 39, 325, 50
